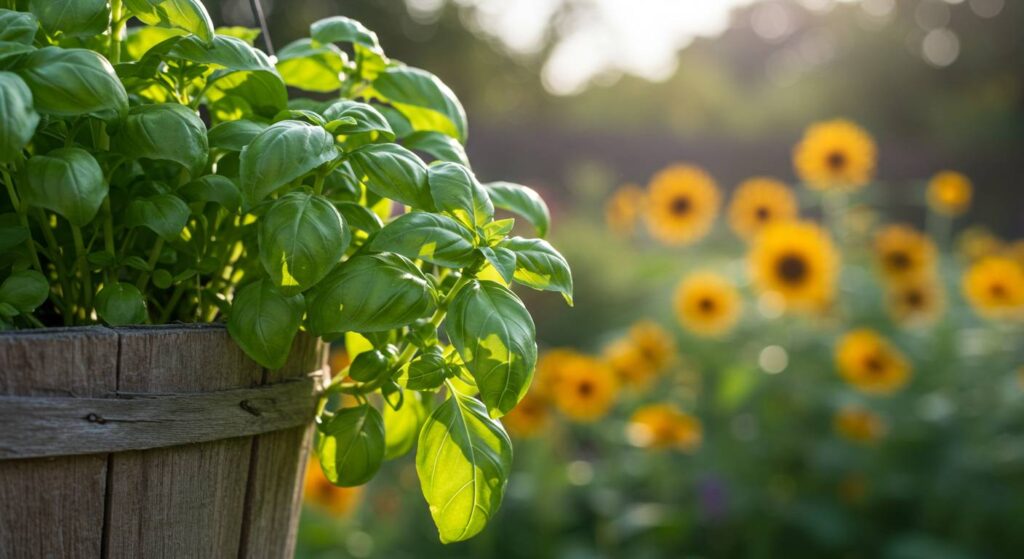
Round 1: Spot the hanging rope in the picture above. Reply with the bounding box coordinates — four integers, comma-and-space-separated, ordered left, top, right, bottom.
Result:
248, 0, 275, 57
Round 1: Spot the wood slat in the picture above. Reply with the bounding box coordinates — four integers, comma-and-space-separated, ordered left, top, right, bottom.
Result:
0, 327, 119, 559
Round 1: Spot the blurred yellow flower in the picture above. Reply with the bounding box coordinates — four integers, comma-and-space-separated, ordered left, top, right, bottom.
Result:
956, 226, 1003, 263
962, 257, 1024, 320
793, 119, 877, 191
834, 406, 886, 444
885, 277, 945, 327
551, 354, 619, 422
727, 177, 799, 241
644, 164, 721, 246
604, 338, 659, 390
927, 170, 972, 216
328, 346, 350, 376
673, 271, 742, 338
626, 403, 702, 452
835, 329, 911, 396
502, 390, 551, 438
534, 348, 586, 395
1003, 239, 1024, 270
749, 220, 840, 312
628, 320, 676, 373
873, 224, 937, 284
605, 183, 645, 236
303, 458, 363, 517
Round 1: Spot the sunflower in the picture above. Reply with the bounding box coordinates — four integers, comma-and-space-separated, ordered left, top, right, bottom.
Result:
626, 404, 702, 452
673, 271, 742, 338
962, 257, 1024, 320
645, 164, 721, 246
834, 406, 886, 444
873, 224, 937, 284
502, 391, 551, 438
628, 320, 676, 373
835, 329, 911, 396
604, 338, 659, 390
1004, 239, 1024, 270
303, 459, 363, 517
605, 183, 645, 236
727, 177, 799, 241
927, 170, 972, 216
793, 119, 877, 191
748, 220, 840, 311
533, 348, 585, 395
550, 353, 618, 422
885, 277, 945, 326
956, 226, 1003, 263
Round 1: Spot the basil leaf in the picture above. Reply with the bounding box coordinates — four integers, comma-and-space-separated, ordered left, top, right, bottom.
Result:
478, 246, 516, 284
416, 392, 512, 543
372, 66, 468, 143
95, 282, 148, 325
446, 280, 537, 417
308, 253, 436, 335
167, 33, 273, 70
500, 237, 574, 306
178, 174, 241, 211
22, 147, 107, 227
0, 269, 48, 314
227, 278, 304, 370
335, 201, 383, 234
384, 391, 427, 460
15, 47, 128, 118
484, 182, 550, 238
348, 143, 433, 210
239, 120, 338, 207
0, 10, 38, 46
369, 212, 476, 269
124, 193, 189, 241
259, 192, 348, 295
30, 0, 109, 38
405, 347, 449, 391
428, 162, 493, 230
310, 16, 381, 51
0, 71, 39, 163
316, 404, 385, 487
403, 131, 469, 167
123, 0, 215, 43
275, 38, 346, 93
0, 213, 29, 253
323, 100, 394, 141
207, 119, 267, 152
115, 104, 208, 176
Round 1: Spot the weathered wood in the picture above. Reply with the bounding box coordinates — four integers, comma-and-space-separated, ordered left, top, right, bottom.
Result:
0, 378, 318, 460
238, 333, 329, 558
0, 327, 119, 559
104, 325, 265, 558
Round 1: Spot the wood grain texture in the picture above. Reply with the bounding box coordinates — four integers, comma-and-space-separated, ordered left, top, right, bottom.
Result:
0, 327, 119, 559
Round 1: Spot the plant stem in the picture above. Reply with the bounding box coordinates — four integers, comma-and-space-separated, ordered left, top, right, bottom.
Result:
70, 225, 94, 319
109, 0, 126, 64
135, 237, 165, 291
34, 210, 74, 325
1, 166, 42, 272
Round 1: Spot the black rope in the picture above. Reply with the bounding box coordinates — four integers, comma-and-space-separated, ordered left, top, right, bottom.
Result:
248, 0, 275, 57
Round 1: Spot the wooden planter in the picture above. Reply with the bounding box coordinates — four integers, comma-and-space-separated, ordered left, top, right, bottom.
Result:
0, 325, 328, 558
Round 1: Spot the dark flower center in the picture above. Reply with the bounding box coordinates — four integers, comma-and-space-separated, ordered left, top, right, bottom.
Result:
698, 297, 716, 313
887, 251, 911, 270
863, 355, 886, 376
990, 283, 1007, 299
826, 150, 847, 171
776, 254, 809, 284
754, 206, 771, 221
904, 289, 924, 308
670, 196, 692, 216
577, 381, 594, 397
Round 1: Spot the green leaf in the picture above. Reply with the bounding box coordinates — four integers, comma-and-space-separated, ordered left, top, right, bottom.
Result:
348, 348, 390, 383
310, 16, 381, 51
227, 278, 304, 369
22, 147, 107, 227
0, 213, 29, 253
500, 237, 573, 305
428, 162, 493, 230
0, 10, 39, 46
276, 38, 346, 93
404, 131, 469, 167
478, 246, 516, 284
124, 0, 215, 43
115, 104, 208, 175
15, 48, 128, 118
124, 26, 185, 60
372, 66, 468, 143
416, 391, 512, 543
370, 212, 476, 269
446, 280, 537, 418
484, 182, 550, 238
336, 201, 383, 234
384, 391, 427, 460
348, 143, 433, 210
239, 120, 338, 206
208, 69, 287, 118
30, 0, 109, 38
405, 347, 450, 391
95, 282, 148, 325
0, 72, 38, 163
124, 193, 189, 241
178, 174, 241, 211
167, 33, 273, 71
316, 404, 385, 487
0, 269, 48, 313
481, 218, 515, 245
308, 253, 436, 335
259, 192, 348, 295
207, 119, 267, 152
323, 100, 394, 141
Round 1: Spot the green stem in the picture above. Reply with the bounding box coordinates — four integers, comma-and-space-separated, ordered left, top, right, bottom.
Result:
312, 171, 327, 196
70, 225, 94, 320
1, 166, 42, 272
109, 0, 126, 64
34, 210, 74, 325
135, 237, 165, 291
159, 284, 186, 323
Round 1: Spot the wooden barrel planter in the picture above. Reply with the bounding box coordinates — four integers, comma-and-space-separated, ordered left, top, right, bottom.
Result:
0, 324, 328, 558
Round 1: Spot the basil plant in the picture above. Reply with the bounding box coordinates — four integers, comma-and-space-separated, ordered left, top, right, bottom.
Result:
0, 0, 572, 543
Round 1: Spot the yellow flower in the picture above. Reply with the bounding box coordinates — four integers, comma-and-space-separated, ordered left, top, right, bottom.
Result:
303, 459, 363, 517
626, 403, 702, 452
956, 226, 1003, 263
748, 220, 840, 312
835, 329, 911, 396
502, 391, 551, 438
1003, 239, 1024, 270
551, 354, 618, 422
727, 177, 799, 241
962, 257, 1024, 320
645, 164, 721, 246
885, 277, 945, 327
628, 320, 676, 373
534, 348, 586, 396
673, 271, 742, 338
927, 170, 972, 216
604, 338, 659, 390
793, 119, 877, 191
834, 406, 886, 444
605, 183, 645, 236
873, 224, 937, 284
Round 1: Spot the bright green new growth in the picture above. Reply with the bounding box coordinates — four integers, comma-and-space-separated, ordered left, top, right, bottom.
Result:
0, 0, 571, 543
